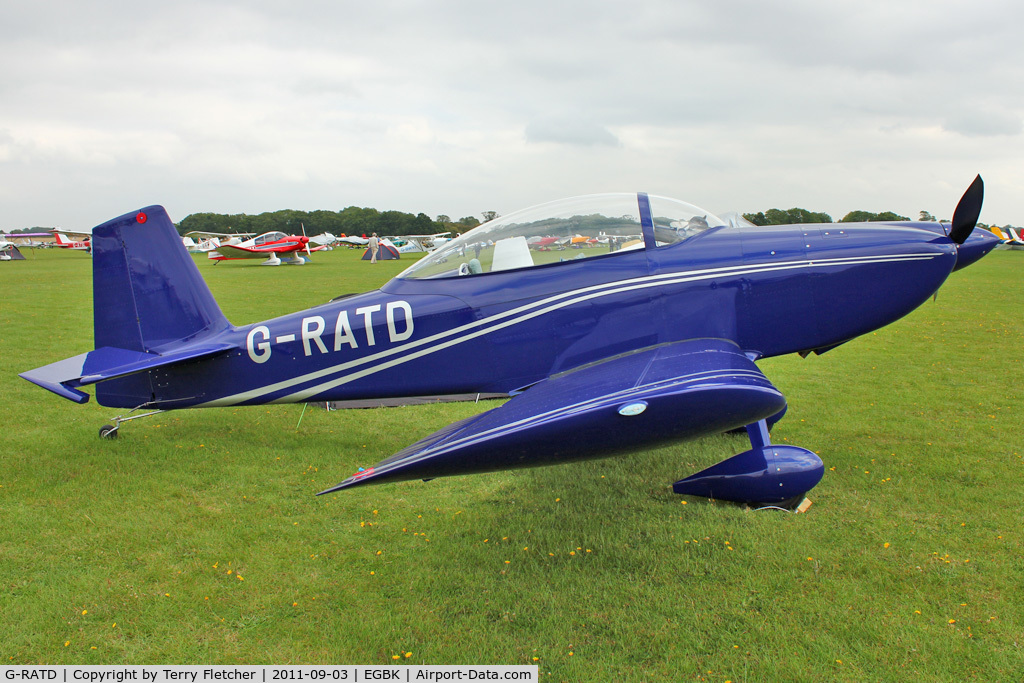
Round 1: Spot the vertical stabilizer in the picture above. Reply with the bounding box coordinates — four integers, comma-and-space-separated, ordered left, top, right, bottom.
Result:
92, 206, 230, 353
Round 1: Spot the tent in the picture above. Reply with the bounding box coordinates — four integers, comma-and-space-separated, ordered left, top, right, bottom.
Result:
361, 238, 401, 260
1, 245, 25, 261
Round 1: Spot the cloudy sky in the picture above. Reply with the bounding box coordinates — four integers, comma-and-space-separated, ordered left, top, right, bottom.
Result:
2, 0, 1022, 231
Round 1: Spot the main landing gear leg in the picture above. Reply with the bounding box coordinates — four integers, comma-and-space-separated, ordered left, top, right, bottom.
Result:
99, 408, 166, 439
672, 418, 824, 508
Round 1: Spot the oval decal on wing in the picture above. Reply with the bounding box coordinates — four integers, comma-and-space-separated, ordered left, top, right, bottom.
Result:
617, 401, 648, 417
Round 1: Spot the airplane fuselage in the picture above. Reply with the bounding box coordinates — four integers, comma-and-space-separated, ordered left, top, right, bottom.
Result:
96, 220, 961, 410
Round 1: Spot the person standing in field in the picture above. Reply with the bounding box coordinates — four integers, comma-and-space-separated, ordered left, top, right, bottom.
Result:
368, 233, 379, 263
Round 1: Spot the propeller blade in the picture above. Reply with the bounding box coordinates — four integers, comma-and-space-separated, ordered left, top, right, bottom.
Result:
948, 175, 984, 245
302, 223, 312, 258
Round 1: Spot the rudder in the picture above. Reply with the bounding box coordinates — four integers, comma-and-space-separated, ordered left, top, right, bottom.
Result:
92, 206, 230, 353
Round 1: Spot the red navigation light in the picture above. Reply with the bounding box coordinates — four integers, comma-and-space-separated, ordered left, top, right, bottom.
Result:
136, 212, 148, 224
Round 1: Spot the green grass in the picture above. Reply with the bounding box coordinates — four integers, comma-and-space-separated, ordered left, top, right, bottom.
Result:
1, 246, 1021, 681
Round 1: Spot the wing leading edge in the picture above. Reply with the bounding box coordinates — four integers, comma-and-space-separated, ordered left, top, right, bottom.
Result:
320, 338, 787, 493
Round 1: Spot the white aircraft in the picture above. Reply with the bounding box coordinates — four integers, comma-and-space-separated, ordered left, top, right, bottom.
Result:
1, 232, 51, 249
392, 232, 453, 253
394, 238, 425, 253
183, 231, 252, 253
309, 232, 340, 249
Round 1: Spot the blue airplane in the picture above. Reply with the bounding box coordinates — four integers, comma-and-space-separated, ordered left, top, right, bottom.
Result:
20, 177, 997, 507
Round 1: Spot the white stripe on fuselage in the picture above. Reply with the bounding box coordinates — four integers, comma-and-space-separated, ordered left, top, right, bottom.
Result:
198, 253, 939, 407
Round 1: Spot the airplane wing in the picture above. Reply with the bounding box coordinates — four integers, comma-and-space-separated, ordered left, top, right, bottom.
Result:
213, 243, 302, 258
309, 233, 337, 246
320, 338, 787, 493
185, 231, 256, 239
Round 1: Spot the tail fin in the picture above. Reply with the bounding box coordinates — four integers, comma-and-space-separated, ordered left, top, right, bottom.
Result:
21, 206, 233, 407
92, 206, 229, 353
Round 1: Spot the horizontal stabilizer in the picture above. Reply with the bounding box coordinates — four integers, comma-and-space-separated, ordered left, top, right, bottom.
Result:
320, 338, 786, 493
20, 343, 234, 404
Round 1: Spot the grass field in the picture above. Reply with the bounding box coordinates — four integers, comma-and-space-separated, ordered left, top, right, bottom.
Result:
1, 245, 1021, 681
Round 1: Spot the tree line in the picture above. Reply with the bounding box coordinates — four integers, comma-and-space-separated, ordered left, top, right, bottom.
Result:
174, 207, 485, 238
742, 208, 912, 226
741, 207, 1009, 231
160, 204, 1010, 237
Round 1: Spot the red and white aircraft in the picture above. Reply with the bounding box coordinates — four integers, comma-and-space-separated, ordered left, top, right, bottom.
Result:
207, 231, 325, 265
53, 231, 91, 251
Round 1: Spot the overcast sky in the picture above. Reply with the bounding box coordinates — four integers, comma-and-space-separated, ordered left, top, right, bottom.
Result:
2, 0, 1022, 231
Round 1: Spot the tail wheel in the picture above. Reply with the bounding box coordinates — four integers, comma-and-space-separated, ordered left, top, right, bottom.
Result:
99, 424, 119, 439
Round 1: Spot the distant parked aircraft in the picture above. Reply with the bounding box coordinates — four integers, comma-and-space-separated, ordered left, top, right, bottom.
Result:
207, 231, 325, 265
989, 226, 1024, 247
53, 231, 91, 252
183, 231, 252, 253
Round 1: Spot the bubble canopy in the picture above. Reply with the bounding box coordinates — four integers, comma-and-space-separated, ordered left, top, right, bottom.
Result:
398, 193, 726, 280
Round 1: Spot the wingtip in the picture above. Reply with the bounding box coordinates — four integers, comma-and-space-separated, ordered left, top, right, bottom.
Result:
316, 480, 351, 496
316, 467, 377, 495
